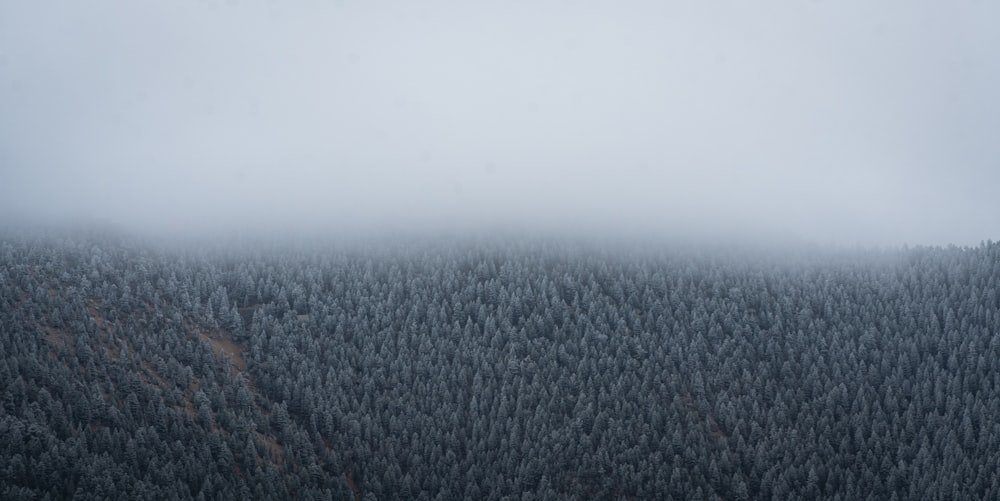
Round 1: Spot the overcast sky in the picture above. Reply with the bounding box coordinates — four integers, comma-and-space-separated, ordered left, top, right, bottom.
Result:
1, 0, 997, 245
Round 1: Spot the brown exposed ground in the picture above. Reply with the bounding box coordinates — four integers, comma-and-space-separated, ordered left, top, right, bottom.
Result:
198, 330, 247, 371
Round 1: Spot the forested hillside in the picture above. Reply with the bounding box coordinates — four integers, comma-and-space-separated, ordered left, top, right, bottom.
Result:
2, 232, 999, 500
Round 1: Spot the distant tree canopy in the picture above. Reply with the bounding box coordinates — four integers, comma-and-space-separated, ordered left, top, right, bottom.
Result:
1, 232, 999, 500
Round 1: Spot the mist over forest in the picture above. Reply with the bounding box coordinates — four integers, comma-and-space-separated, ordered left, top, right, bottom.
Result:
2, 0, 1000, 500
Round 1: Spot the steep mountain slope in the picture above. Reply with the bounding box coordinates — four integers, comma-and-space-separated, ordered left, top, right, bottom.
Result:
2, 234, 999, 499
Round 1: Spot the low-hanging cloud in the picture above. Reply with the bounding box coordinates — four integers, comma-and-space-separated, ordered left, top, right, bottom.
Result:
1, 0, 997, 245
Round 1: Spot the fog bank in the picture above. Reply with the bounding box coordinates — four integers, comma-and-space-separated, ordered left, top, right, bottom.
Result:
1, 0, 997, 245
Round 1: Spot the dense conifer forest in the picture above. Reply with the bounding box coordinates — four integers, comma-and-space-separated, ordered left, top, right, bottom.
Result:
2, 230, 999, 500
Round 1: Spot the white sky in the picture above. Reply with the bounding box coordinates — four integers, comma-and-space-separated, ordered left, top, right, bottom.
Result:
1, 0, 997, 245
